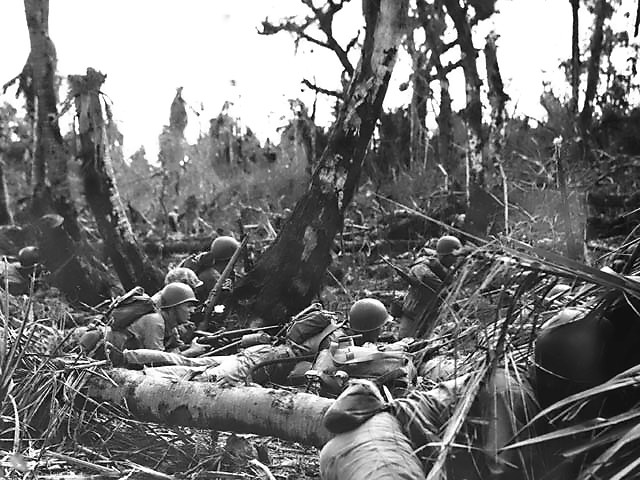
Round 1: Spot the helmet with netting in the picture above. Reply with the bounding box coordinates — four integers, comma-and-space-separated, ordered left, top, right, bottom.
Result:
164, 267, 203, 289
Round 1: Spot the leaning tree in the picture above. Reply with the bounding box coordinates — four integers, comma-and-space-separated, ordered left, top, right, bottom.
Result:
67, 68, 163, 293
234, 0, 409, 325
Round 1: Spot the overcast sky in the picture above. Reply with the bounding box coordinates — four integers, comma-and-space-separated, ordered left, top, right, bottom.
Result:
0, 1, 635, 160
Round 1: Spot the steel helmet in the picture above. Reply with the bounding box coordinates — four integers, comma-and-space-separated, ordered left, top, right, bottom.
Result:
436, 235, 462, 256
210, 236, 240, 262
18, 246, 40, 268
540, 308, 584, 331
348, 298, 392, 333
159, 282, 198, 309
164, 267, 204, 289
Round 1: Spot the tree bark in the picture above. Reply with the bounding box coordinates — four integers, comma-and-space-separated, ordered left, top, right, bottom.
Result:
35, 213, 114, 305
442, 0, 492, 236
569, 0, 580, 115
234, 0, 409, 325
579, 0, 610, 135
419, 0, 456, 180
68, 69, 163, 293
23, 0, 81, 240
82, 368, 334, 448
407, 36, 429, 169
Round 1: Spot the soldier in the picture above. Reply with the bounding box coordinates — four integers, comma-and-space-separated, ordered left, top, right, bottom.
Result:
180, 235, 241, 331
347, 298, 393, 345
397, 235, 464, 339
182, 235, 240, 295
151, 267, 205, 343
80, 282, 205, 364
0, 246, 43, 296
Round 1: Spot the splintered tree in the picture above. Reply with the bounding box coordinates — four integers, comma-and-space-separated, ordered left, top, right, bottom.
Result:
234, 0, 409, 325
22, 0, 81, 240
158, 87, 188, 214
67, 69, 163, 293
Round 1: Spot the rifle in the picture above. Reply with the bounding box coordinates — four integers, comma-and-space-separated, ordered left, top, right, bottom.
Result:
380, 256, 442, 293
203, 235, 249, 319
194, 325, 281, 346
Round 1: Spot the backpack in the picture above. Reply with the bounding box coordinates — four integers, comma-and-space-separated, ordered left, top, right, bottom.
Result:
105, 287, 158, 331
286, 303, 342, 354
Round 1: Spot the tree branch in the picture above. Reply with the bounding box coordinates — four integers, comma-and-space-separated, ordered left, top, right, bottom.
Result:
259, 0, 355, 76
301, 78, 343, 99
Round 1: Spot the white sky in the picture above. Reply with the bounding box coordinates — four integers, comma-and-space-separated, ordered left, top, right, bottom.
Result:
0, 1, 634, 160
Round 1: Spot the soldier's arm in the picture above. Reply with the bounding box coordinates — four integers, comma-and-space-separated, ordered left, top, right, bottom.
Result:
131, 315, 166, 351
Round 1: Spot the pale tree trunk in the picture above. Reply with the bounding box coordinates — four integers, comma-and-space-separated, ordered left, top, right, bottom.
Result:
407, 36, 428, 169
23, 0, 81, 240
579, 0, 610, 135
0, 157, 13, 225
234, 0, 409, 325
82, 368, 334, 448
437, 75, 453, 180
68, 69, 163, 293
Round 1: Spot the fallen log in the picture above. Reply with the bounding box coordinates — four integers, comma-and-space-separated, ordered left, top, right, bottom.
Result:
143, 237, 211, 257
82, 368, 333, 448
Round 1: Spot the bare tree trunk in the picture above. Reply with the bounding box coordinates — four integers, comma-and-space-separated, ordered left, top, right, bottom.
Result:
82, 368, 334, 448
436, 75, 453, 178
570, 0, 580, 115
484, 31, 508, 233
579, 0, 610, 135
68, 69, 163, 293
0, 157, 14, 225
23, 0, 81, 240
442, 0, 493, 236
234, 0, 409, 325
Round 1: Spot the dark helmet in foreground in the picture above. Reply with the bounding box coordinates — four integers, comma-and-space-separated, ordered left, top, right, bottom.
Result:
349, 298, 392, 332
159, 282, 198, 309
210, 236, 240, 263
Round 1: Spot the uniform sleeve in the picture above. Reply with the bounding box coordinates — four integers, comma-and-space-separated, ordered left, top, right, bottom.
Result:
129, 314, 166, 351
411, 262, 443, 289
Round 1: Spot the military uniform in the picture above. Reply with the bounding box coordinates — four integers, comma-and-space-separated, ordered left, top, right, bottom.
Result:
398, 257, 450, 339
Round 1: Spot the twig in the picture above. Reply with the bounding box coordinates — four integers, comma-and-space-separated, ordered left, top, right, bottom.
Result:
46, 451, 120, 477
326, 269, 353, 302
124, 460, 175, 479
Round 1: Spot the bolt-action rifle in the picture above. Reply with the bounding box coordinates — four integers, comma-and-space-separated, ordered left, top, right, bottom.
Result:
202, 235, 250, 320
